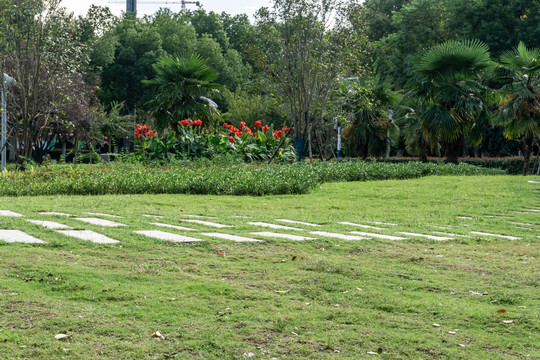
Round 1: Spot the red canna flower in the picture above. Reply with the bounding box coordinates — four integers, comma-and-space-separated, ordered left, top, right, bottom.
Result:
228, 136, 236, 143
223, 122, 228, 128
283, 126, 290, 134
263, 125, 269, 133
254, 120, 262, 129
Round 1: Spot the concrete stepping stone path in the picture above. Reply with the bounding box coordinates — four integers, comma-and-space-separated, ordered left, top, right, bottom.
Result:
184, 214, 218, 219
58, 230, 119, 244
201, 232, 263, 242
275, 219, 321, 227
337, 222, 387, 230
84, 212, 123, 218
180, 219, 231, 228
398, 232, 453, 241
39, 212, 72, 216
142, 214, 164, 218
469, 231, 521, 240
310, 231, 368, 240
252, 231, 317, 241
136, 230, 204, 243
363, 221, 398, 226
27, 220, 72, 229
0, 210, 24, 217
247, 222, 302, 231
350, 231, 407, 241
150, 223, 195, 231
74, 218, 127, 227
456, 216, 473, 220
432, 231, 470, 238
0, 230, 46, 244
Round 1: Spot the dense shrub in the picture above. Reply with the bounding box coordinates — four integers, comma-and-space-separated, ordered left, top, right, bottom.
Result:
379, 157, 539, 175
0, 161, 506, 197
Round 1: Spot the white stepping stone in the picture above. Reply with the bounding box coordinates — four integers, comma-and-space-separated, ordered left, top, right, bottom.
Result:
469, 231, 521, 240
432, 231, 470, 238
528, 180, 540, 184
142, 214, 164, 218
247, 222, 301, 231
337, 222, 387, 230
135, 230, 203, 243
0, 210, 23, 217
27, 220, 71, 229
84, 212, 123, 218
363, 221, 398, 226
398, 232, 453, 241
457, 216, 473, 220
150, 222, 194, 231
39, 212, 72, 216
233, 215, 251, 219
251, 231, 317, 241
510, 222, 537, 227
275, 219, 321, 227
350, 231, 407, 240
58, 230, 119, 244
0, 230, 45, 244
180, 219, 231, 228
184, 214, 218, 219
310, 231, 368, 240
74, 218, 127, 227
429, 225, 451, 230
201, 232, 262, 242
522, 209, 540, 212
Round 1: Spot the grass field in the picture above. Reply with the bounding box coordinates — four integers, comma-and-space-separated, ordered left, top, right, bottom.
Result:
0, 175, 538, 359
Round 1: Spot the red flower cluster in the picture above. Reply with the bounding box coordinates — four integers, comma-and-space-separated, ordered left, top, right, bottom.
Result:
228, 136, 236, 143
254, 120, 262, 129
134, 124, 156, 139
179, 119, 203, 127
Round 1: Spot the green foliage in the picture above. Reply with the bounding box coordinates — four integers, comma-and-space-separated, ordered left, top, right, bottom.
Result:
0, 161, 505, 197
143, 54, 223, 133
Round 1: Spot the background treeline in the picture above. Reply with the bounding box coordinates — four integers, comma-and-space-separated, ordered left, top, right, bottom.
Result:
0, 0, 539, 173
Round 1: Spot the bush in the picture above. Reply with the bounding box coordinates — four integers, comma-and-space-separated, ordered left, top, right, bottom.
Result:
379, 157, 539, 175
0, 161, 506, 197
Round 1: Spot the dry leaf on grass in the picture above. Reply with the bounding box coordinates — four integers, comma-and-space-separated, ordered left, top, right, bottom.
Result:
152, 331, 165, 340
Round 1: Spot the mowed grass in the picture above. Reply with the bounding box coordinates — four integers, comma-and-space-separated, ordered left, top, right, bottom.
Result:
0, 175, 538, 359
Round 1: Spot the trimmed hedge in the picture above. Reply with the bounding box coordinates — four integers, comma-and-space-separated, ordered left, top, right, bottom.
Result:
380, 157, 539, 175
0, 161, 506, 197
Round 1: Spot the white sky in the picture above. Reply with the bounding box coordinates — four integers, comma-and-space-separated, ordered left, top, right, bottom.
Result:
61, 0, 272, 18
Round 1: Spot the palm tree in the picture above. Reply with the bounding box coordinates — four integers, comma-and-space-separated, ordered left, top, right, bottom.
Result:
414, 40, 493, 164
494, 42, 540, 175
143, 54, 223, 134
342, 76, 401, 159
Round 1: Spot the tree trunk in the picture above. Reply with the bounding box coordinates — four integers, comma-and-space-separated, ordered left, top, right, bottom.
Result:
419, 146, 428, 163
444, 134, 464, 165
522, 133, 533, 175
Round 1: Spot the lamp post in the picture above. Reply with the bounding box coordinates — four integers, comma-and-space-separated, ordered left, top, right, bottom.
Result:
1, 73, 14, 172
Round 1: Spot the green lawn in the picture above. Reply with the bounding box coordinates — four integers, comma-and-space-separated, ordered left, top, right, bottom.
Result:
0, 175, 538, 359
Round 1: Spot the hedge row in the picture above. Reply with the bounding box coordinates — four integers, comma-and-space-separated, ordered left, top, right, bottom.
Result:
0, 161, 506, 197
379, 157, 539, 175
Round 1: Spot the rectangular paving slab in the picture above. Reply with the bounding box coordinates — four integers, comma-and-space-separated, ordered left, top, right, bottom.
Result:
57, 230, 120, 244
135, 230, 203, 243
432, 231, 470, 238
363, 221, 398, 226
150, 222, 195, 231
310, 231, 368, 240
27, 220, 72, 229
469, 231, 521, 240
142, 214, 164, 218
350, 231, 407, 240
74, 218, 127, 227
337, 222, 387, 230
180, 219, 231, 228
398, 232, 453, 241
274, 219, 321, 227
247, 222, 302, 231
0, 210, 24, 217
201, 232, 262, 242
39, 212, 72, 216
84, 212, 123, 218
251, 231, 317, 241
0, 230, 45, 244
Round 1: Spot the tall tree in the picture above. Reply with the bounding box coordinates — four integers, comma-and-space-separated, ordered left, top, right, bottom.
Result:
414, 40, 493, 164
247, 0, 369, 159
494, 42, 540, 175
143, 54, 223, 133
0, 0, 93, 163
